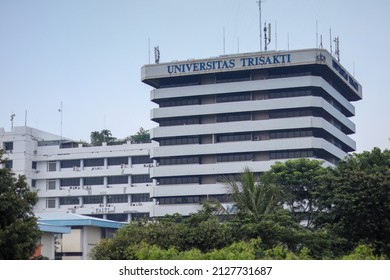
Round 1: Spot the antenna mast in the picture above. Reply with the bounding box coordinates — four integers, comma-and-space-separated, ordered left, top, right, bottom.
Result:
264, 22, 271, 51
58, 102, 63, 143
257, 0, 264, 52
10, 112, 15, 130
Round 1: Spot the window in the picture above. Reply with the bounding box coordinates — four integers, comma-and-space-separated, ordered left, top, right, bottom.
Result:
132, 156, 153, 164
4, 142, 13, 151
107, 195, 128, 204
270, 149, 314, 160
132, 174, 152, 184
217, 153, 252, 162
159, 156, 200, 165
47, 161, 56, 172
107, 176, 128, 185
107, 214, 128, 222
217, 133, 251, 142
158, 176, 199, 185
47, 180, 56, 190
159, 136, 200, 146
84, 158, 104, 167
158, 195, 207, 205
159, 97, 200, 107
108, 157, 128, 166
47, 198, 56, 208
59, 197, 79, 205
216, 112, 251, 123
269, 109, 312, 119
5, 160, 12, 169
83, 196, 103, 204
159, 117, 200, 127
60, 178, 80, 187
83, 177, 104, 186
216, 92, 251, 103
269, 129, 313, 139
32, 161, 37, 169
60, 159, 80, 168
132, 193, 151, 202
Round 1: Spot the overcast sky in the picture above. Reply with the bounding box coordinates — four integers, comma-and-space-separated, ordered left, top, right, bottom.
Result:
1, 0, 389, 152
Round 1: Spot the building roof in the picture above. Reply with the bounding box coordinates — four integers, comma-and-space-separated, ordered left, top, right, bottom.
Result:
38, 222, 71, 234
36, 212, 126, 229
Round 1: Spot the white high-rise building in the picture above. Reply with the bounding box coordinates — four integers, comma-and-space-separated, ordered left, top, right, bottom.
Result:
1, 48, 362, 220
141, 48, 362, 216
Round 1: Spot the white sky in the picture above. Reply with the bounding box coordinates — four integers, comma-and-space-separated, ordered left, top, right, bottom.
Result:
1, 0, 389, 152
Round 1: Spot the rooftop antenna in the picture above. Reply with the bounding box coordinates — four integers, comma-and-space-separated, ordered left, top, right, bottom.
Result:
257, 0, 265, 51
334, 37, 340, 62
237, 37, 240, 53
10, 112, 15, 130
316, 20, 318, 47
319, 34, 323, 49
154, 46, 160, 64
58, 102, 63, 143
329, 28, 333, 54
223, 26, 226, 55
287, 32, 290, 50
275, 20, 278, 50
264, 22, 271, 51
148, 37, 150, 64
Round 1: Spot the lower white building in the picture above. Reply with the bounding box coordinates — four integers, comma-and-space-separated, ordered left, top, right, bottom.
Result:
0, 126, 156, 222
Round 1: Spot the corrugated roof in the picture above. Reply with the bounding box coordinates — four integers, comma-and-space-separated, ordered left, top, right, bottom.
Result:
36, 212, 126, 229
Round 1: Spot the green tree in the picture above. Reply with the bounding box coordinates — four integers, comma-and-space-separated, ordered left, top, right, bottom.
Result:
263, 158, 331, 227
0, 151, 41, 259
324, 148, 390, 257
90, 129, 117, 145
227, 167, 284, 221
129, 127, 150, 143
90, 206, 234, 260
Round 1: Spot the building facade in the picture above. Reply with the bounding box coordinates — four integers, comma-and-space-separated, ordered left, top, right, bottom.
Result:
1, 48, 362, 219
142, 48, 362, 216
0, 126, 155, 222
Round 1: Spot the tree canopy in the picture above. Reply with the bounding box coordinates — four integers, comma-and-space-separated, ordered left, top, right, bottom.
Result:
323, 148, 390, 256
0, 151, 41, 259
91, 148, 390, 260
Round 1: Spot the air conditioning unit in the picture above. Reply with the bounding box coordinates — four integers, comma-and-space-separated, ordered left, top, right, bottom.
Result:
107, 204, 113, 207
73, 166, 79, 171
99, 204, 104, 207
253, 136, 260, 141
131, 203, 136, 206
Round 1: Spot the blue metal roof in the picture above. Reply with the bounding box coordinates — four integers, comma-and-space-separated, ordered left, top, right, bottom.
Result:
38, 222, 71, 234
36, 213, 126, 229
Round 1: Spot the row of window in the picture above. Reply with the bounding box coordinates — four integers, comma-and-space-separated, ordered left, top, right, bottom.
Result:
159, 136, 200, 146
59, 174, 152, 187
157, 194, 232, 205
155, 86, 348, 117
159, 117, 199, 127
58, 193, 152, 205
158, 176, 200, 185
59, 156, 152, 169
269, 129, 313, 139
159, 97, 200, 107
217, 153, 252, 162
159, 156, 200, 166
217, 133, 252, 142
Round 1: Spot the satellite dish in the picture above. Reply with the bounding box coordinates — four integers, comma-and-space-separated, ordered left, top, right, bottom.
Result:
154, 46, 160, 64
